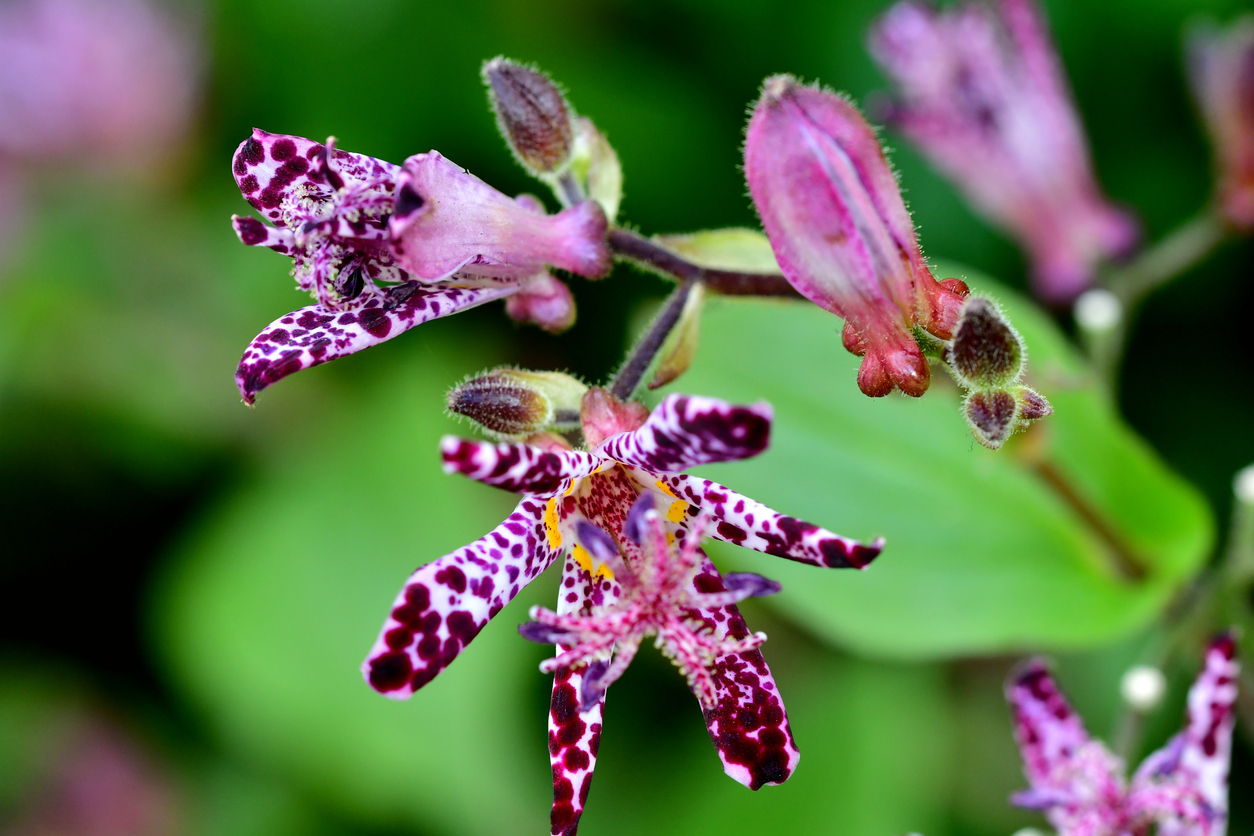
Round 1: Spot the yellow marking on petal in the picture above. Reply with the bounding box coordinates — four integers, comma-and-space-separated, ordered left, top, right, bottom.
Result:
667, 499, 689, 524
545, 497, 562, 549
666, 531, 675, 546
563, 477, 578, 497
573, 543, 616, 581
655, 479, 679, 498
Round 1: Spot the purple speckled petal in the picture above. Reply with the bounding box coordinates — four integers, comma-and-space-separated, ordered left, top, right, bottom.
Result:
362, 495, 561, 699
1006, 658, 1094, 788
682, 541, 799, 790
232, 128, 399, 226
546, 540, 619, 836
439, 437, 603, 497
597, 394, 772, 473
1129, 634, 1239, 836
235, 281, 516, 404
231, 214, 294, 253
655, 473, 883, 569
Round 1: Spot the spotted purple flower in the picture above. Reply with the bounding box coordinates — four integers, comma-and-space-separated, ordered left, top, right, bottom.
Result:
230, 131, 607, 404
362, 391, 883, 836
1007, 634, 1239, 836
868, 0, 1139, 303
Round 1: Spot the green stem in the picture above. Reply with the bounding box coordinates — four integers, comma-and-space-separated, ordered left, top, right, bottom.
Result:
608, 279, 696, 401
1104, 210, 1229, 309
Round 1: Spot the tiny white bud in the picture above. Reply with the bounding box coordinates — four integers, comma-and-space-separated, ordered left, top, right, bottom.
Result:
1074, 288, 1122, 333
1234, 464, 1254, 505
1120, 664, 1167, 711
1010, 828, 1050, 836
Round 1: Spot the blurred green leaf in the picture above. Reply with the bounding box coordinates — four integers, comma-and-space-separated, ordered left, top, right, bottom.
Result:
654, 228, 781, 273
670, 265, 1213, 657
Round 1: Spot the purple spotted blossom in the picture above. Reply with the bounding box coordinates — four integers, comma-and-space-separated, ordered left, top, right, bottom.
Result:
868, 0, 1139, 303
744, 75, 971, 398
1006, 633, 1240, 836
1189, 17, 1254, 231
362, 389, 883, 836
230, 131, 609, 404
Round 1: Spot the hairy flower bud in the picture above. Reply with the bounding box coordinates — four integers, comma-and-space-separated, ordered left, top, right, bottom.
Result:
948, 296, 1025, 389
1188, 18, 1254, 230
447, 369, 586, 439
482, 57, 574, 177
744, 75, 968, 398
963, 385, 1052, 450
869, 0, 1139, 303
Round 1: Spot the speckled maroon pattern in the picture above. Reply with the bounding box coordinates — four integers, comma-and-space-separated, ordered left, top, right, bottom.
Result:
235, 282, 514, 404
439, 437, 601, 498
1006, 634, 1240, 836
361, 496, 562, 699
658, 473, 883, 569
597, 394, 772, 472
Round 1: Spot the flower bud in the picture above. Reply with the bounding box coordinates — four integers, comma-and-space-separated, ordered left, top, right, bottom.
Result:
948, 296, 1025, 389
1119, 665, 1167, 712
447, 369, 586, 439
388, 151, 611, 282
744, 75, 968, 398
579, 388, 649, 448
869, 0, 1139, 303
569, 116, 623, 221
1188, 18, 1254, 230
505, 271, 576, 333
964, 389, 1018, 449
482, 57, 574, 176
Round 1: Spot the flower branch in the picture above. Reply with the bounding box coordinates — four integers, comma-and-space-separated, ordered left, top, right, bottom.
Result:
607, 228, 803, 298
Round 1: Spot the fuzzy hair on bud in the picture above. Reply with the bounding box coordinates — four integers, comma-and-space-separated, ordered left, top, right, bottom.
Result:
948, 296, 1025, 389
482, 57, 574, 176
447, 368, 586, 439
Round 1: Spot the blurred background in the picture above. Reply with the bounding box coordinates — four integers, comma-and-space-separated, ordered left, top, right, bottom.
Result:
1, 0, 1252, 833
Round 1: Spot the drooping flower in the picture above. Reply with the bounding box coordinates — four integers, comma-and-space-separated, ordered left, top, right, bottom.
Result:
868, 0, 1139, 303
1188, 17, 1254, 231
230, 131, 609, 404
1006, 633, 1240, 836
363, 389, 883, 835
744, 75, 970, 398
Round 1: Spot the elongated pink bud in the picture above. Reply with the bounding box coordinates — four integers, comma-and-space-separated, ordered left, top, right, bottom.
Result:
869, 0, 1139, 303
388, 151, 611, 281
744, 75, 966, 397
1189, 17, 1254, 230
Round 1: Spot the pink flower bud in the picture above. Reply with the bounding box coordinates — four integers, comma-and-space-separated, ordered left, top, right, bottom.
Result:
868, 0, 1139, 303
387, 151, 611, 282
744, 75, 968, 398
504, 271, 576, 333
1189, 18, 1254, 231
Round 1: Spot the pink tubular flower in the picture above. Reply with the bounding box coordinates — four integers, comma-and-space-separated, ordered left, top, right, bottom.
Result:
362, 390, 883, 836
231, 131, 607, 404
1007, 633, 1240, 836
868, 0, 1139, 303
744, 75, 970, 398
1189, 17, 1254, 231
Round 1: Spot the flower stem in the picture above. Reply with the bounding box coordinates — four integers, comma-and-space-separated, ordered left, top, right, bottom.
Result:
1104, 210, 1229, 308
609, 279, 696, 401
607, 228, 803, 298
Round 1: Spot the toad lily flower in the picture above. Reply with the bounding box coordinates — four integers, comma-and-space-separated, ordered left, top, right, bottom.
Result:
363, 389, 883, 836
230, 130, 609, 404
868, 0, 1139, 303
744, 76, 971, 398
1007, 633, 1240, 836
1189, 17, 1254, 231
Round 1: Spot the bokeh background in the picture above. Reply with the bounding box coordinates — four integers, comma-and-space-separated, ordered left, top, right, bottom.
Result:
1, 0, 1252, 833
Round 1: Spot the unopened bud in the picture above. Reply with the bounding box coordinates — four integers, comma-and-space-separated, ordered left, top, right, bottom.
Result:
447, 369, 586, 439
948, 297, 1024, 389
964, 389, 1018, 449
1234, 464, 1254, 505
580, 388, 650, 448
1120, 664, 1167, 712
1015, 387, 1053, 423
483, 57, 574, 176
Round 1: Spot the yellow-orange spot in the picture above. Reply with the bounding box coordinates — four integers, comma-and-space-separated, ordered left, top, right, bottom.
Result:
667, 499, 689, 524
545, 497, 562, 549
563, 477, 578, 497
573, 544, 615, 581
655, 479, 679, 499
666, 531, 675, 546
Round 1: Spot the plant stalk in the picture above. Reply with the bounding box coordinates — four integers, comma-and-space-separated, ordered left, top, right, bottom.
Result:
607, 228, 803, 298
608, 279, 696, 401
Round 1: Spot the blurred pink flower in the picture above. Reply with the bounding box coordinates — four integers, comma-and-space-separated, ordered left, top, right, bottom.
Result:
0, 0, 196, 163
869, 0, 1139, 303
1007, 633, 1239, 836
744, 75, 970, 398
1189, 17, 1254, 231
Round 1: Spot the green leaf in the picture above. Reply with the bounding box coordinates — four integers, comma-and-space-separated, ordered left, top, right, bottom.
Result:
666, 264, 1213, 657
653, 228, 780, 274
